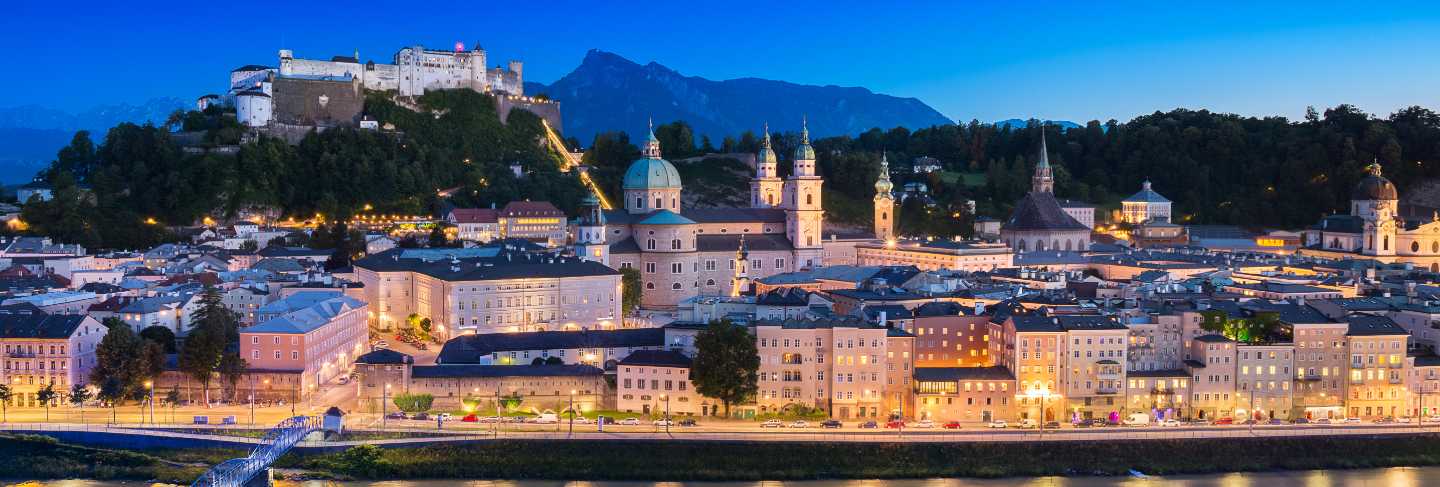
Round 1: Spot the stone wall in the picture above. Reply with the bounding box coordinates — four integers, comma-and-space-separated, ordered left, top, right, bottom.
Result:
273, 77, 363, 127
496, 95, 562, 130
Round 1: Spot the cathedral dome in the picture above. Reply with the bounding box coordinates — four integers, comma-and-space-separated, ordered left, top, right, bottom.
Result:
622, 156, 683, 190
1352, 162, 1397, 201
623, 123, 683, 190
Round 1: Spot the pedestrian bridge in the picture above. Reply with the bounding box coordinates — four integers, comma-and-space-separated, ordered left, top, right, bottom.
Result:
191, 415, 322, 487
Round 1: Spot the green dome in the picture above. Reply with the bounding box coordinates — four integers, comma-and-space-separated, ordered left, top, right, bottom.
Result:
623, 156, 683, 190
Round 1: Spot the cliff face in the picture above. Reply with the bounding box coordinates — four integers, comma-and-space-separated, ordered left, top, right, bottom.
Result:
526, 50, 952, 143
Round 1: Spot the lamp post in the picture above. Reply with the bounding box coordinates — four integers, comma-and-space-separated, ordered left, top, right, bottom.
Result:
664, 393, 672, 438
568, 389, 576, 437
291, 378, 297, 416
248, 375, 256, 426
382, 383, 391, 429
144, 380, 154, 426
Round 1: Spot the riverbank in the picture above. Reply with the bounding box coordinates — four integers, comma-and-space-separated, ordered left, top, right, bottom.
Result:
8, 433, 1440, 482
287, 435, 1440, 480
0, 434, 205, 484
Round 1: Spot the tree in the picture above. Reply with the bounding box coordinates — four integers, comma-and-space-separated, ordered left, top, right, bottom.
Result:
98, 377, 124, 424
240, 239, 259, 252
620, 267, 642, 317
0, 384, 10, 423
218, 352, 249, 402
545, 356, 563, 365
690, 319, 760, 417
165, 385, 181, 422
179, 288, 235, 407
427, 224, 449, 248
70, 384, 92, 425
92, 318, 150, 401
36, 382, 57, 422
393, 393, 434, 413
139, 325, 178, 354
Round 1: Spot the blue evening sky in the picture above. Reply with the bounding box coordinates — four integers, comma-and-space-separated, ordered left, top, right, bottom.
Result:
3, 0, 1438, 123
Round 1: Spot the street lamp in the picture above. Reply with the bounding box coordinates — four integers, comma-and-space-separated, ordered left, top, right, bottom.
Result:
143, 380, 154, 426
568, 389, 576, 437
662, 393, 672, 437
382, 383, 391, 429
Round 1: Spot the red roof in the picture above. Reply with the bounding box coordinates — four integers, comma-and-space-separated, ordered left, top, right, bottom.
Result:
500, 201, 563, 217
449, 208, 499, 224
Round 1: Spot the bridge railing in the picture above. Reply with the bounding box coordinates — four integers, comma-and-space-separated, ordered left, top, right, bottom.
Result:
191, 415, 320, 487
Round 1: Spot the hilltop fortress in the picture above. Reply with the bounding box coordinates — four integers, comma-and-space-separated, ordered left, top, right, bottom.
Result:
208, 42, 559, 138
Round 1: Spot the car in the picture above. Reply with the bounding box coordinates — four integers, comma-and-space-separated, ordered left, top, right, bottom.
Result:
821, 420, 843, 429
375, 341, 389, 349
413, 412, 431, 421
986, 420, 1008, 429
1427, 416, 1440, 423
1073, 419, 1094, 428
1267, 419, 1285, 425
859, 420, 879, 429
653, 419, 674, 426
385, 412, 408, 420
1016, 419, 1038, 429
572, 416, 593, 424
1314, 418, 1332, 424
337, 376, 349, 385
619, 417, 642, 426
790, 420, 810, 428
1290, 417, 1311, 425
1160, 419, 1181, 427
1372, 417, 1395, 424
461, 414, 478, 422
436, 413, 452, 422
761, 419, 785, 428
596, 416, 614, 425
914, 419, 936, 428
1211, 417, 1234, 425
1344, 417, 1362, 424
679, 418, 698, 427
1043, 421, 1061, 429
942, 421, 962, 429
884, 420, 906, 429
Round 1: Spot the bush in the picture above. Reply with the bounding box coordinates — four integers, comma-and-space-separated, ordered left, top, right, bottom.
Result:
392, 393, 434, 413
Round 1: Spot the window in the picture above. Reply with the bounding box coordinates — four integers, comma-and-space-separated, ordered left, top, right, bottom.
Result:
672, 283, 682, 290
647, 239, 656, 250
672, 263, 683, 274
645, 262, 656, 273
672, 239, 682, 250
645, 282, 655, 290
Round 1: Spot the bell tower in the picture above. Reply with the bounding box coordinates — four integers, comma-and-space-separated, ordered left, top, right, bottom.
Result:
751, 124, 783, 208
785, 118, 824, 269
575, 195, 608, 266
874, 152, 895, 241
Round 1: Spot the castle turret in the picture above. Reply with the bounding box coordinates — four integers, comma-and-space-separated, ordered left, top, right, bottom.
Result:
874, 152, 896, 241
1032, 129, 1054, 194
575, 194, 608, 266
751, 123, 783, 208
783, 118, 824, 269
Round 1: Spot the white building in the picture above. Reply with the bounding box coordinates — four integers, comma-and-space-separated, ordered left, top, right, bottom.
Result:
1121, 180, 1172, 224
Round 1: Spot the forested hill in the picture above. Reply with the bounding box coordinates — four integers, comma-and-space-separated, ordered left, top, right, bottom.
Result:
17, 90, 589, 250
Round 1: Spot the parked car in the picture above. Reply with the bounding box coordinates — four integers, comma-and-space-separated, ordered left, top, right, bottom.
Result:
679, 418, 698, 427
790, 420, 810, 428
385, 412, 408, 420
1314, 418, 1332, 424
337, 376, 349, 385
821, 420, 843, 429
987, 420, 1008, 429
1073, 419, 1094, 428
884, 420, 906, 429
375, 341, 389, 349
572, 416, 593, 424
619, 417, 642, 426
461, 414, 478, 422
942, 421, 962, 429
1122, 413, 1151, 427
859, 420, 879, 429
1267, 418, 1285, 425
1160, 419, 1181, 427
761, 419, 784, 428
596, 416, 613, 425
413, 412, 431, 421
1016, 419, 1038, 429
1290, 417, 1311, 425
1211, 417, 1234, 425
653, 419, 674, 426
1344, 417, 1363, 424
1043, 421, 1061, 430
914, 419, 936, 428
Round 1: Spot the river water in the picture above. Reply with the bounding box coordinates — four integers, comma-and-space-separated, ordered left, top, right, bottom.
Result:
14, 467, 1438, 487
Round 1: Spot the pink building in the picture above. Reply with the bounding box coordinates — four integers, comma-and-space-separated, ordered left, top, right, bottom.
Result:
241, 294, 368, 395
0, 312, 107, 408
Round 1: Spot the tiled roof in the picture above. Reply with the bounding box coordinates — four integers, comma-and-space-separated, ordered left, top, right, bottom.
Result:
412, 364, 603, 378
448, 208, 499, 224
638, 210, 696, 225
355, 348, 413, 365
696, 234, 793, 252
682, 208, 787, 224
0, 314, 89, 339
437, 328, 666, 364
248, 294, 364, 334
914, 366, 1015, 382
500, 201, 564, 217
618, 349, 692, 368
1345, 315, 1407, 336
1003, 191, 1089, 231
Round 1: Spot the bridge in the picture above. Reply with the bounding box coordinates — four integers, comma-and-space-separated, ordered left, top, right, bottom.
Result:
540, 119, 614, 210
191, 415, 322, 487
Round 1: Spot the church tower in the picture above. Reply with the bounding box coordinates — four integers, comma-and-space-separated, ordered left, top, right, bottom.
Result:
874, 152, 896, 241
784, 118, 824, 269
1355, 161, 1399, 256
574, 194, 608, 266
750, 124, 783, 208
730, 234, 751, 297
1032, 129, 1054, 193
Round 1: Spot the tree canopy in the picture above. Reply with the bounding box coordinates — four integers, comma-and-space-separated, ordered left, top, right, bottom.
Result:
690, 319, 760, 417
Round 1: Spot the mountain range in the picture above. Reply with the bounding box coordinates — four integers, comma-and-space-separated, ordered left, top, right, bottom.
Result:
0, 97, 187, 184
526, 50, 954, 144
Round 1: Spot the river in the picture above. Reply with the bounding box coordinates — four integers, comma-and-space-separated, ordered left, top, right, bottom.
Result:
12, 467, 1438, 487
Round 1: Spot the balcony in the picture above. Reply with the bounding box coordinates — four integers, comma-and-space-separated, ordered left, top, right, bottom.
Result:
1389, 362, 1403, 369
5, 352, 36, 358
1390, 375, 1404, 384
1151, 387, 1176, 396
1097, 385, 1121, 395
1296, 372, 1322, 381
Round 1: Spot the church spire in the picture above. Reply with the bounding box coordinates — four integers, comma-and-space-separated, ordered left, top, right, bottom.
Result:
794, 115, 816, 163
731, 234, 751, 297
757, 122, 777, 167
874, 151, 894, 195
643, 117, 662, 159
1032, 126, 1054, 193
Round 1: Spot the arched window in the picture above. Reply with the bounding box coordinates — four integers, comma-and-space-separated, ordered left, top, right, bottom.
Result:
672, 198, 678, 208
1332, 238, 1341, 249
671, 282, 682, 290
806, 193, 813, 205
881, 212, 888, 221
1052, 240, 1060, 250
655, 198, 662, 208
1065, 240, 1073, 251
1036, 240, 1046, 251
1413, 242, 1420, 253
706, 279, 715, 286
645, 282, 655, 290
635, 197, 643, 208
1017, 240, 1027, 252
1384, 236, 1390, 251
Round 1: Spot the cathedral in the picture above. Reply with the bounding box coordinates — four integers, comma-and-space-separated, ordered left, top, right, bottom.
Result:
575, 121, 880, 309
1301, 162, 1440, 270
